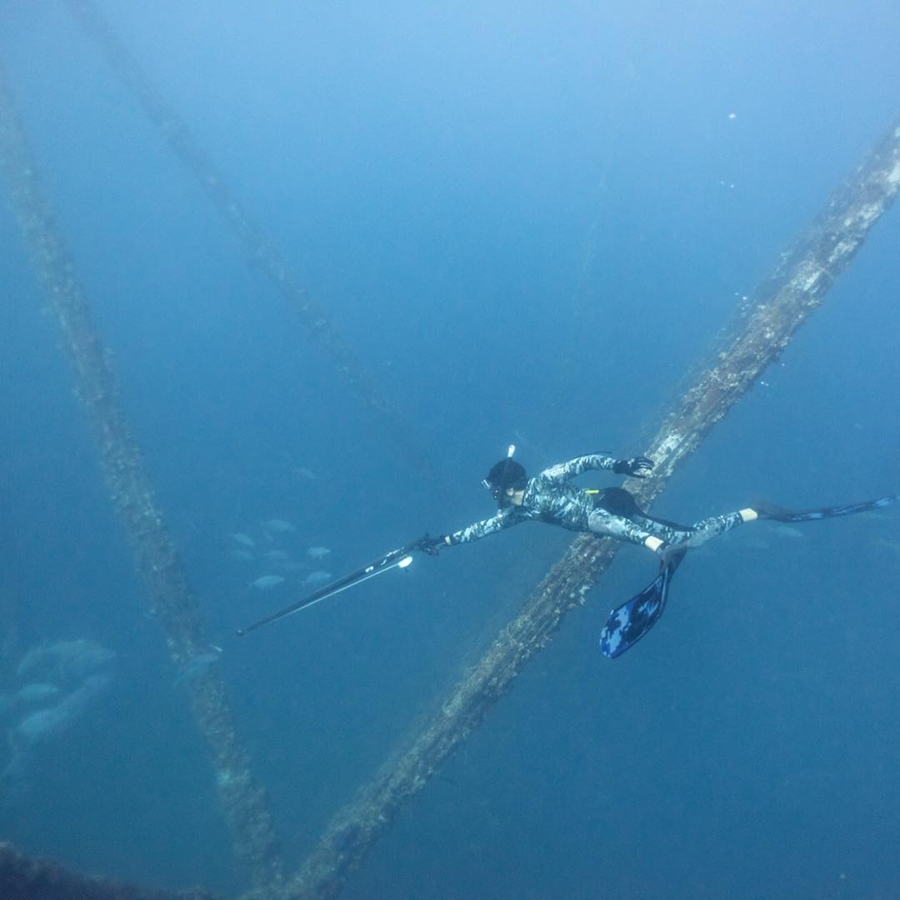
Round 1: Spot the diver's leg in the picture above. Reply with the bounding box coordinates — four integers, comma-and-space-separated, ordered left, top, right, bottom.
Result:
589, 507, 757, 555
588, 508, 669, 554
673, 508, 757, 548
629, 508, 757, 553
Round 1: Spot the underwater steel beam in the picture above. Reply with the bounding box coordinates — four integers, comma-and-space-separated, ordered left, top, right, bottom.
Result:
0, 840, 218, 900
0, 62, 283, 895
63, 0, 433, 480
281, 121, 900, 899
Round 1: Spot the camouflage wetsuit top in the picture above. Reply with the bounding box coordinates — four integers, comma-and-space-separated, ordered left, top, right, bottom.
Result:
448, 454, 620, 544
448, 454, 746, 549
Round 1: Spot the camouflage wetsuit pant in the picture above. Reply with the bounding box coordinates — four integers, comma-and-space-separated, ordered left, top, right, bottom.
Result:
586, 488, 744, 550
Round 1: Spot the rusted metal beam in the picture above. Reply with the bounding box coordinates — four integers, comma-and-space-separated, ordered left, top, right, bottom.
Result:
0, 61, 284, 895
282, 121, 900, 899
0, 840, 218, 900
63, 0, 433, 479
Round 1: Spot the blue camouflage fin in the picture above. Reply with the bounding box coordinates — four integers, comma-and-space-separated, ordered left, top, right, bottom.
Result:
600, 549, 685, 659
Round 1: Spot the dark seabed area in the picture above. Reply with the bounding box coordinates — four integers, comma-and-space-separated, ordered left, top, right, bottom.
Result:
1, 1, 899, 898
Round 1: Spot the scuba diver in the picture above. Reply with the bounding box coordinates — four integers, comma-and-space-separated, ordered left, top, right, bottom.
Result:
238, 446, 895, 657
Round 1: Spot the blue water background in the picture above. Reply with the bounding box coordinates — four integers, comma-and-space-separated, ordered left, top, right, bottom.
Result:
1, 1, 899, 896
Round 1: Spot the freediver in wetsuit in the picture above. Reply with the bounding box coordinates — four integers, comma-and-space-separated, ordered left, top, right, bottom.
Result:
416, 451, 895, 656
418, 452, 760, 556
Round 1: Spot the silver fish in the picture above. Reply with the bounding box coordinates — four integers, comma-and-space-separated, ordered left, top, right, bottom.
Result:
307, 546, 331, 559
11, 674, 110, 752
13, 682, 60, 708
250, 575, 285, 589
302, 570, 332, 586
11, 706, 72, 751
262, 519, 296, 533
16, 639, 116, 685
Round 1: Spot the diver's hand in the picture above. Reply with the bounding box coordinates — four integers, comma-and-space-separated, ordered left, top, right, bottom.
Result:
417, 534, 449, 556
613, 456, 654, 478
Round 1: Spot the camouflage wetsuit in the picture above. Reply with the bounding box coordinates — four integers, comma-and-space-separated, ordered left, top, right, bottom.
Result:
448, 454, 745, 550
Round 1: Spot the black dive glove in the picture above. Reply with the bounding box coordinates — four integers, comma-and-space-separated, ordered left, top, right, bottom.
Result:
417, 534, 448, 556
613, 456, 654, 478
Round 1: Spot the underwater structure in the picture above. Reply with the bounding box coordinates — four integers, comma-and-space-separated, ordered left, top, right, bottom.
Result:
1, 7, 898, 900
62, 0, 433, 481
0, 841, 216, 900
0, 60, 283, 894
285, 121, 900, 899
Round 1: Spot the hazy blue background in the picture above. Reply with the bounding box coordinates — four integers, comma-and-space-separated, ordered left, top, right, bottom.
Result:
1, 1, 899, 897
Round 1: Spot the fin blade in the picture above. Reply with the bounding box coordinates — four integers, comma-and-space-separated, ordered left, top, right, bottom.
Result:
599, 551, 684, 658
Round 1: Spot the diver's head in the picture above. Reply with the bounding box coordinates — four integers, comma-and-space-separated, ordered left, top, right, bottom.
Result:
482, 458, 527, 509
